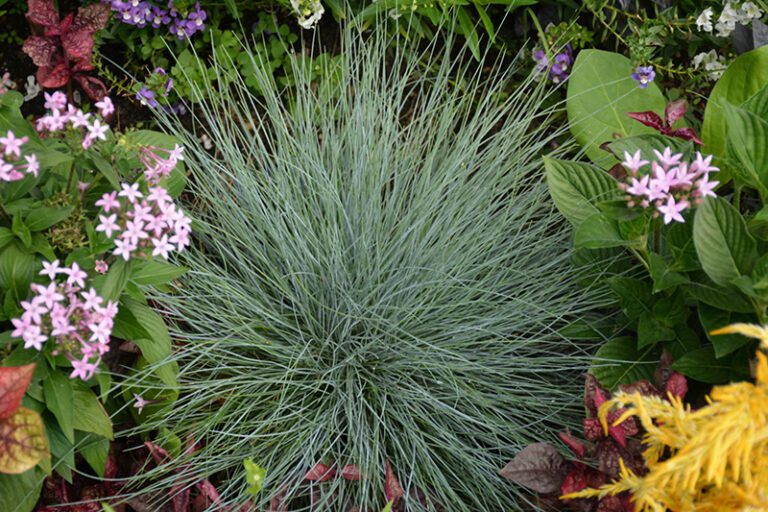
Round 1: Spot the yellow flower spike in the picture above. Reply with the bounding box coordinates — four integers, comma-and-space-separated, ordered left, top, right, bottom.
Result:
757, 351, 768, 384
710, 322, 768, 349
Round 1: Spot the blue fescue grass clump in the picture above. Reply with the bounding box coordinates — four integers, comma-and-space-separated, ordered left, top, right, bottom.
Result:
129, 28, 611, 511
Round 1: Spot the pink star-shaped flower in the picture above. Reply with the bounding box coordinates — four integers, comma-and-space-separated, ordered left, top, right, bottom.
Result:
658, 195, 688, 224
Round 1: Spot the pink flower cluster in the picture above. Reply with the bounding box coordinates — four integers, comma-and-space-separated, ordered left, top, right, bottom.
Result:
619, 148, 719, 224
35, 91, 113, 149
0, 130, 39, 181
11, 260, 118, 381
139, 144, 184, 185
95, 181, 191, 261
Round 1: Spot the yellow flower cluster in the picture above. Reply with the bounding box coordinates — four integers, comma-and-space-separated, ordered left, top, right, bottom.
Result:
562, 323, 768, 512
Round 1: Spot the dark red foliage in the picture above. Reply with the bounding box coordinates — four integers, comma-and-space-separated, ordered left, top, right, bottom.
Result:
627, 99, 704, 145
22, 0, 110, 100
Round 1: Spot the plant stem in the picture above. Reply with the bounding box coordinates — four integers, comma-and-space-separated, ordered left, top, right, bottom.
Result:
526, 8, 549, 54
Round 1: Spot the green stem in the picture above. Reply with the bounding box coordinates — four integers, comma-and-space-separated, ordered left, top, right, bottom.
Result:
734, 185, 742, 211
526, 8, 550, 54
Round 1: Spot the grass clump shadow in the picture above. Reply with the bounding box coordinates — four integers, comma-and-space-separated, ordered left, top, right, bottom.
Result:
124, 24, 613, 512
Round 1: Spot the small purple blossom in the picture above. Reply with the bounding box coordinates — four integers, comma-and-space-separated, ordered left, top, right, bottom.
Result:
631, 65, 656, 89
136, 87, 159, 107
549, 45, 573, 84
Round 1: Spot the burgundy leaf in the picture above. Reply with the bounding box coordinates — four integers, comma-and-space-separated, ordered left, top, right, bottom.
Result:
73, 74, 107, 101
607, 422, 626, 448
170, 484, 190, 512
269, 485, 288, 512
71, 3, 111, 33
584, 374, 607, 417
196, 479, 222, 505
384, 461, 404, 505
499, 442, 569, 494
665, 371, 688, 400
664, 99, 687, 127
304, 462, 337, 482
22, 36, 59, 67
668, 127, 704, 145
0, 365, 35, 421
341, 464, 361, 480
596, 439, 646, 480
45, 12, 74, 38
618, 380, 661, 398
583, 418, 603, 442
62, 30, 95, 61
37, 61, 71, 88
654, 349, 675, 390
25, 0, 59, 27
597, 495, 632, 512
560, 462, 605, 496
71, 58, 95, 72
626, 111, 665, 130
558, 430, 586, 458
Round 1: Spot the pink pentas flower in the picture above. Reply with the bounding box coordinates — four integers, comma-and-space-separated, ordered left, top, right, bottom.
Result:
95, 191, 120, 212
94, 259, 109, 274
95, 96, 114, 117
0, 130, 38, 182
11, 262, 118, 381
43, 91, 67, 111
139, 144, 184, 185
620, 147, 719, 224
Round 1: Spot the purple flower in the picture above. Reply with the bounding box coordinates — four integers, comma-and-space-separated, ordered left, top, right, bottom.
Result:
136, 87, 158, 107
151, 6, 171, 27
188, 3, 207, 30
631, 65, 656, 89
548, 45, 573, 84
532, 49, 548, 72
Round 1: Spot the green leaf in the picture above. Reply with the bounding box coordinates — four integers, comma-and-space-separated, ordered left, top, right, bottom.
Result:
89, 153, 120, 190
566, 50, 666, 168
24, 206, 74, 232
687, 279, 755, 313
607, 276, 651, 320
72, 385, 113, 440
0, 242, 36, 299
721, 101, 768, 195
11, 215, 31, 248
0, 468, 46, 512
672, 346, 750, 384
456, 7, 480, 61
574, 213, 627, 249
131, 260, 188, 286
698, 303, 755, 358
112, 297, 178, 388
605, 134, 692, 164
544, 157, 619, 226
741, 82, 768, 119
0, 227, 13, 251
590, 336, 657, 389
43, 371, 74, 443
78, 433, 109, 477
702, 45, 768, 179
637, 312, 675, 349
98, 259, 133, 302
244, 458, 266, 497
693, 197, 758, 287
649, 252, 689, 293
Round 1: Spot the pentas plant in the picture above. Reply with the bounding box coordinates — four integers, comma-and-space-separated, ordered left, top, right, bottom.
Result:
618, 148, 719, 224
0, 130, 39, 181
11, 263, 118, 381
103, 0, 207, 39
35, 90, 113, 149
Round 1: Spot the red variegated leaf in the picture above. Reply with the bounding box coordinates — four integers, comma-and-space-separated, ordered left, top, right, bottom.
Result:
170, 483, 190, 512
0, 365, 35, 420
597, 495, 631, 512
37, 61, 71, 88
26, 0, 59, 27
0, 406, 49, 474
583, 418, 603, 441
668, 127, 704, 145
499, 443, 568, 494
22, 36, 59, 67
341, 464, 361, 480
558, 430, 586, 458
73, 74, 107, 101
384, 460, 404, 505
665, 99, 687, 127
584, 374, 607, 417
304, 462, 336, 482
45, 12, 74, 37
144, 441, 170, 466
62, 29, 95, 61
196, 479, 222, 504
71, 2, 111, 33
665, 371, 688, 399
72, 58, 94, 72
626, 111, 665, 131
618, 380, 660, 398
269, 485, 288, 512
560, 462, 605, 496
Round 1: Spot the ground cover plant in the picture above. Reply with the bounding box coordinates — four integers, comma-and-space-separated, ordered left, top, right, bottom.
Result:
119, 27, 616, 511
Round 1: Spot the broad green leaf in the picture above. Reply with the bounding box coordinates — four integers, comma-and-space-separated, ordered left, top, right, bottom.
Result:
113, 297, 178, 388
11, 215, 31, 249
72, 385, 113, 440
649, 252, 689, 293
693, 197, 757, 287
687, 279, 755, 313
43, 371, 74, 444
0, 227, 13, 251
98, 259, 133, 302
741, 82, 768, 120
45, 417, 74, 482
605, 134, 692, 164
544, 157, 619, 226
456, 7, 480, 61
24, 206, 74, 232
672, 346, 750, 384
637, 312, 675, 349
89, 153, 120, 190
131, 260, 188, 286
590, 336, 657, 389
566, 50, 666, 168
721, 101, 768, 196
0, 406, 49, 474
0, 242, 36, 300
607, 276, 652, 320
78, 433, 109, 477
698, 304, 755, 358
702, 45, 768, 177
0, 468, 46, 512
574, 213, 626, 249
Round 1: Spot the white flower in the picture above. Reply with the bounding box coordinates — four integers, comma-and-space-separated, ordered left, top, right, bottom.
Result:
23, 75, 40, 102
693, 50, 728, 81
696, 8, 714, 32
741, 1, 764, 20
291, 0, 324, 29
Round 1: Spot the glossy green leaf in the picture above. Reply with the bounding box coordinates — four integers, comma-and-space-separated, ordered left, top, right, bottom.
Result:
721, 101, 768, 195
693, 197, 757, 287
590, 336, 657, 389
72, 385, 113, 440
43, 371, 74, 443
544, 157, 619, 226
0, 468, 46, 512
607, 276, 652, 320
672, 346, 750, 384
24, 206, 74, 232
131, 260, 188, 286
566, 50, 666, 167
574, 213, 626, 249
698, 303, 755, 358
